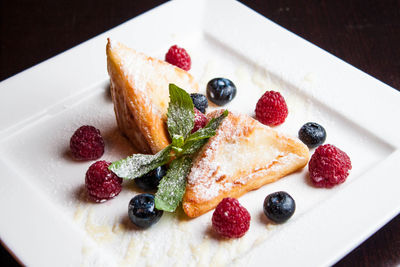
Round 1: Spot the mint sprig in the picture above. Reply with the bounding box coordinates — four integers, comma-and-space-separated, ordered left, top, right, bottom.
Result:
167, 84, 194, 139
181, 110, 228, 155
110, 84, 227, 212
109, 145, 172, 179
155, 156, 192, 212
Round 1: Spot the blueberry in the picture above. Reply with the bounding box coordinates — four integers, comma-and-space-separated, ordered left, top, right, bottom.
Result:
263, 191, 295, 223
206, 78, 236, 106
135, 166, 167, 191
298, 122, 326, 148
190, 93, 208, 113
128, 194, 163, 229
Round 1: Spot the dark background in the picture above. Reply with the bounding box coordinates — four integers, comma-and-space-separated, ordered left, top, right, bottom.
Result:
0, 0, 399, 266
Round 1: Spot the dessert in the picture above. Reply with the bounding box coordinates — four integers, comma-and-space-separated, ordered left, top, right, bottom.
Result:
183, 110, 309, 217
103, 39, 353, 234
106, 40, 311, 220
106, 39, 198, 154
55, 35, 356, 266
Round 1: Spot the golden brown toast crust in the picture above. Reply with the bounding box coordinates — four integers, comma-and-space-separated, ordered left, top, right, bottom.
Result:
106, 39, 198, 154
183, 110, 309, 218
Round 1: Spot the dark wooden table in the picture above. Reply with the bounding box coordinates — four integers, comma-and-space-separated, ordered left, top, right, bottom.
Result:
1, 1, 399, 266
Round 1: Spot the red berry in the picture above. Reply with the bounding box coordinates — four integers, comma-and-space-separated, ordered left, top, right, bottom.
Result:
70, 125, 105, 160
255, 91, 288, 126
165, 45, 191, 71
192, 108, 208, 133
85, 160, 123, 202
212, 198, 251, 238
309, 144, 352, 188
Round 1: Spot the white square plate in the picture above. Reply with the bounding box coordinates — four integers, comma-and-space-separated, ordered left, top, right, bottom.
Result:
1, 0, 399, 266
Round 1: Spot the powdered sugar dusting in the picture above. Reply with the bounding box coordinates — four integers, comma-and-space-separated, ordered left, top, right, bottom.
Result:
109, 40, 197, 117
109, 39, 117, 49
187, 112, 247, 200
111, 154, 153, 178
187, 111, 308, 202
107, 39, 198, 153
236, 153, 305, 185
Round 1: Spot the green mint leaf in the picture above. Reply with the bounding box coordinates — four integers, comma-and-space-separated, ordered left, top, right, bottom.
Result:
205, 109, 229, 130
155, 156, 192, 212
171, 134, 185, 148
181, 139, 209, 155
172, 146, 183, 154
109, 145, 172, 179
181, 110, 228, 155
185, 127, 216, 142
167, 84, 194, 139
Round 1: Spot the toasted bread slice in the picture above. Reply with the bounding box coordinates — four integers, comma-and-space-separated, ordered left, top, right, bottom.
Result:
183, 110, 309, 217
106, 39, 199, 154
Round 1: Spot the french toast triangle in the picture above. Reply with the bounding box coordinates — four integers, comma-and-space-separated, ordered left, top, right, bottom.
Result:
183, 110, 310, 218
106, 39, 199, 154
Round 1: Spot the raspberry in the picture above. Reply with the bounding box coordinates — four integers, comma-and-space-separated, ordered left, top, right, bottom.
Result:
85, 160, 123, 202
70, 125, 104, 160
191, 108, 208, 133
255, 91, 288, 126
309, 144, 352, 188
212, 198, 251, 238
165, 45, 191, 71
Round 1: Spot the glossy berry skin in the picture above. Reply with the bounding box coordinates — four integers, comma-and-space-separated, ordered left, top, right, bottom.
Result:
298, 122, 326, 148
190, 93, 208, 113
263, 191, 295, 224
207, 78, 237, 106
128, 194, 163, 229
135, 166, 167, 191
